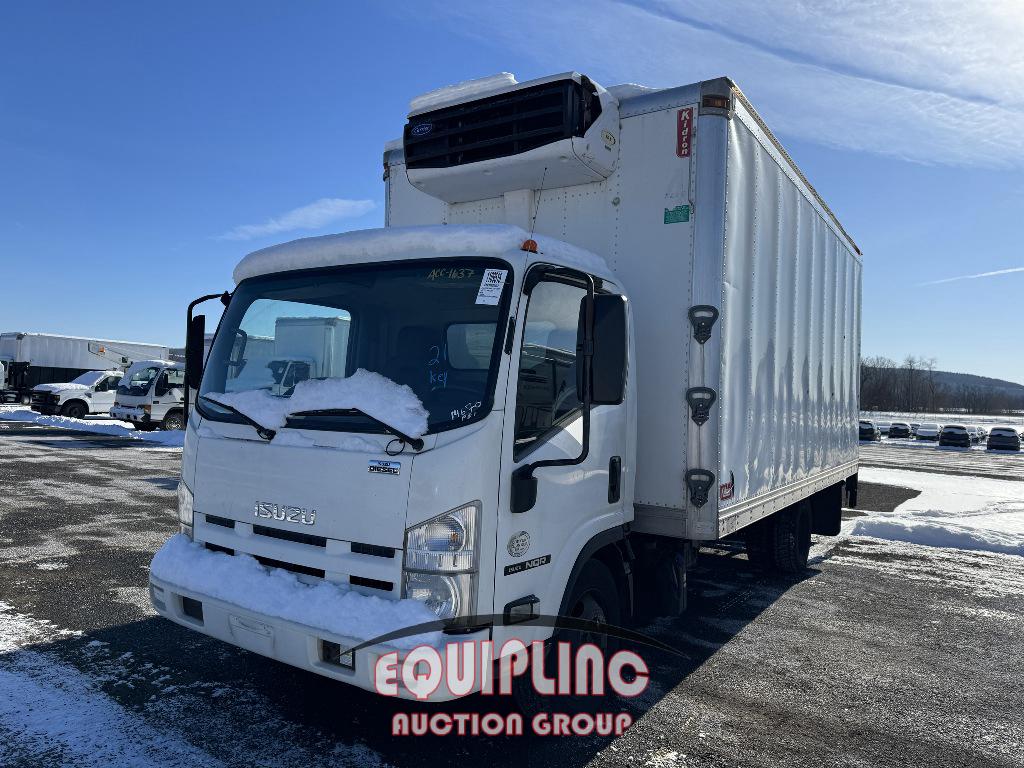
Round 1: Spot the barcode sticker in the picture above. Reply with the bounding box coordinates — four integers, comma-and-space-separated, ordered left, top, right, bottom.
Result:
475, 269, 508, 305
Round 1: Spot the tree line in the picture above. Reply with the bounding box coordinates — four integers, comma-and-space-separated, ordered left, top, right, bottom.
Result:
861, 356, 1024, 415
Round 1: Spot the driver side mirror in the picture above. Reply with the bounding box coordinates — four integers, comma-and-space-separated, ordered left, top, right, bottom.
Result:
185, 314, 206, 390
576, 294, 627, 405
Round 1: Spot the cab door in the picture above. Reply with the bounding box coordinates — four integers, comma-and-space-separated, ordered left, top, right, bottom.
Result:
492, 269, 629, 649
91, 375, 121, 413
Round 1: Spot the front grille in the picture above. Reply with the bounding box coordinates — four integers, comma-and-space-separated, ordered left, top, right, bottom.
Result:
253, 525, 327, 548
254, 555, 325, 579
404, 77, 601, 170
205, 514, 236, 529
351, 542, 396, 559
349, 575, 394, 592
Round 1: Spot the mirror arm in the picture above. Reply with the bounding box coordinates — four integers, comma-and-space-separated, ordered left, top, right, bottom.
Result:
511, 275, 595, 514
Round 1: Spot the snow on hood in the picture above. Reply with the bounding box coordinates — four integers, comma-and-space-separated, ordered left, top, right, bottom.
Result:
33, 382, 89, 393
232, 224, 609, 284
150, 534, 441, 649
203, 368, 429, 437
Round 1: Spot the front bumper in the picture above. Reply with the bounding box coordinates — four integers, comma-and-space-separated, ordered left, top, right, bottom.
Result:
111, 405, 148, 423
939, 438, 970, 448
149, 573, 486, 701
987, 439, 1021, 451
30, 404, 61, 415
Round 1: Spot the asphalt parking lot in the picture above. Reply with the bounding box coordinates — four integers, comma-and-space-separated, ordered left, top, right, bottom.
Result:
2, 421, 1023, 768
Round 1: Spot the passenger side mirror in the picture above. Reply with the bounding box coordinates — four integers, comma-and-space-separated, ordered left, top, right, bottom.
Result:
186, 314, 206, 390
576, 294, 627, 406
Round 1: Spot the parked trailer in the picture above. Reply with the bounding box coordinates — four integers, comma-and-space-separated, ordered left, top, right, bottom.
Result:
0, 332, 169, 404
152, 72, 861, 700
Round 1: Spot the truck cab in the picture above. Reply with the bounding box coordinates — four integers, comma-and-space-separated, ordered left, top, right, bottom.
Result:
111, 360, 186, 431
30, 370, 123, 419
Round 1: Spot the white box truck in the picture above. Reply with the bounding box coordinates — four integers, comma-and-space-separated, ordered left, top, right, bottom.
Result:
0, 332, 169, 404
111, 360, 187, 431
151, 73, 861, 700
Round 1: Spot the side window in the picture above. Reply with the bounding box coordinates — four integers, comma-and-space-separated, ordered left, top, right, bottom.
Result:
106, 376, 122, 391
514, 279, 585, 457
166, 369, 186, 388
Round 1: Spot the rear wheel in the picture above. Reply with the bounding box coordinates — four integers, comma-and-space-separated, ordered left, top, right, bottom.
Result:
60, 401, 87, 419
161, 410, 184, 431
771, 502, 812, 573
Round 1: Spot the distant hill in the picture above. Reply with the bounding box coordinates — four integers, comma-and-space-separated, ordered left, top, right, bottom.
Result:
930, 370, 1024, 397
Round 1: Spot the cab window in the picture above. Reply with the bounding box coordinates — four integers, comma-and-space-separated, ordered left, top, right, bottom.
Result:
514, 278, 585, 458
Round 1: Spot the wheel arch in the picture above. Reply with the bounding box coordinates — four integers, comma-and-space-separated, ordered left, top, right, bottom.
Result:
555, 526, 634, 625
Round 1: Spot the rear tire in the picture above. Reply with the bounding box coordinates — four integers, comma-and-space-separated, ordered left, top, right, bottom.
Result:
771, 502, 812, 573
161, 410, 184, 431
60, 401, 87, 419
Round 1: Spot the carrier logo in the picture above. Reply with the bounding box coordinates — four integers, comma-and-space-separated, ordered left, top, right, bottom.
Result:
410, 122, 433, 137
253, 502, 316, 526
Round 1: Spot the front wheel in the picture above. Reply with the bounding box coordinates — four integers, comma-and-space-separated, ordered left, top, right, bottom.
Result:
60, 401, 87, 419
512, 559, 623, 714
161, 410, 184, 431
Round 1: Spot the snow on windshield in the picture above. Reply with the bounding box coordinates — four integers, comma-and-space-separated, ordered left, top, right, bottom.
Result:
70, 371, 107, 387
204, 368, 429, 437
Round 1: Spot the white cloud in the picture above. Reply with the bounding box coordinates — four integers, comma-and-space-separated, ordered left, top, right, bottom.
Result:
218, 198, 375, 241
920, 266, 1024, 286
429, 0, 1024, 168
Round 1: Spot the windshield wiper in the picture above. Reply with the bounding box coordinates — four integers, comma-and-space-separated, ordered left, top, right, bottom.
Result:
198, 395, 277, 441
289, 408, 424, 451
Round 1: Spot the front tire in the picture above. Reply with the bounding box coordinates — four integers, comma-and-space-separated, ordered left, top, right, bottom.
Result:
161, 410, 184, 431
512, 559, 622, 714
60, 401, 87, 419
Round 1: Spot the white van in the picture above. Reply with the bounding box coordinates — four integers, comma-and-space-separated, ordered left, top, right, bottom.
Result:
111, 361, 186, 431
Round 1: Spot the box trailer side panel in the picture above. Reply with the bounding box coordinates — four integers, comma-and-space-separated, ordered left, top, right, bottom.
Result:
714, 98, 861, 538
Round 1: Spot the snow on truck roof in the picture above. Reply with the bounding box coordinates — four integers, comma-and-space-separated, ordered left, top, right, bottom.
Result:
233, 224, 611, 284
0, 331, 168, 348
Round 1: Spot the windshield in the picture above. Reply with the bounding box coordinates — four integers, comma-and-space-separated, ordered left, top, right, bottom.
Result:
199, 258, 513, 436
70, 371, 106, 387
118, 366, 161, 396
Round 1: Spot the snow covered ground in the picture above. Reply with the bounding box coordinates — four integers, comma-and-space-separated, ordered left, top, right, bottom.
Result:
0, 406, 183, 447
854, 466, 1024, 556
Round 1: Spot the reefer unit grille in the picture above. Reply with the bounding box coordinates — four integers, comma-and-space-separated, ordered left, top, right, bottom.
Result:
403, 78, 602, 170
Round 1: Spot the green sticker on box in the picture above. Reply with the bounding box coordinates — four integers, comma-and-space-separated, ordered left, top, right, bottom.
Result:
664, 204, 690, 224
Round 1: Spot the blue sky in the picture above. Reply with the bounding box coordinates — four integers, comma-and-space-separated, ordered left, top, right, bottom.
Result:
2, 2, 1022, 383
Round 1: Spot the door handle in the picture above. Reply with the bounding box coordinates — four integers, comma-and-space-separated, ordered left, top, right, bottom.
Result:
608, 456, 622, 503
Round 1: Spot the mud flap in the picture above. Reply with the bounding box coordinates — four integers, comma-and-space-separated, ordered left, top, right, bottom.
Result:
810, 482, 843, 536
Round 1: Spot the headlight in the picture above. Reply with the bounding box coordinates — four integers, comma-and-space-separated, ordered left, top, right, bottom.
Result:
177, 481, 194, 536
403, 502, 480, 620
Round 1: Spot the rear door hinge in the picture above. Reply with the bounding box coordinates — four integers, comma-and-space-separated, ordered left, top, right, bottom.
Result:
685, 387, 717, 426
688, 305, 719, 344
685, 469, 715, 508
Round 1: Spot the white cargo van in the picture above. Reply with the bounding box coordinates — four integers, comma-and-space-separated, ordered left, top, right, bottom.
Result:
111, 360, 186, 431
152, 73, 861, 699
29, 370, 124, 418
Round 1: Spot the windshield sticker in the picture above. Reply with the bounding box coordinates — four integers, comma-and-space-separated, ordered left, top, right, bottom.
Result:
368, 460, 401, 475
475, 269, 508, 305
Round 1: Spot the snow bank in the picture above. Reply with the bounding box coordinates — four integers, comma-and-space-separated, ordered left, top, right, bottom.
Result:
150, 535, 441, 649
853, 467, 1024, 556
233, 224, 609, 283
410, 72, 518, 113
0, 408, 184, 447
204, 368, 429, 437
